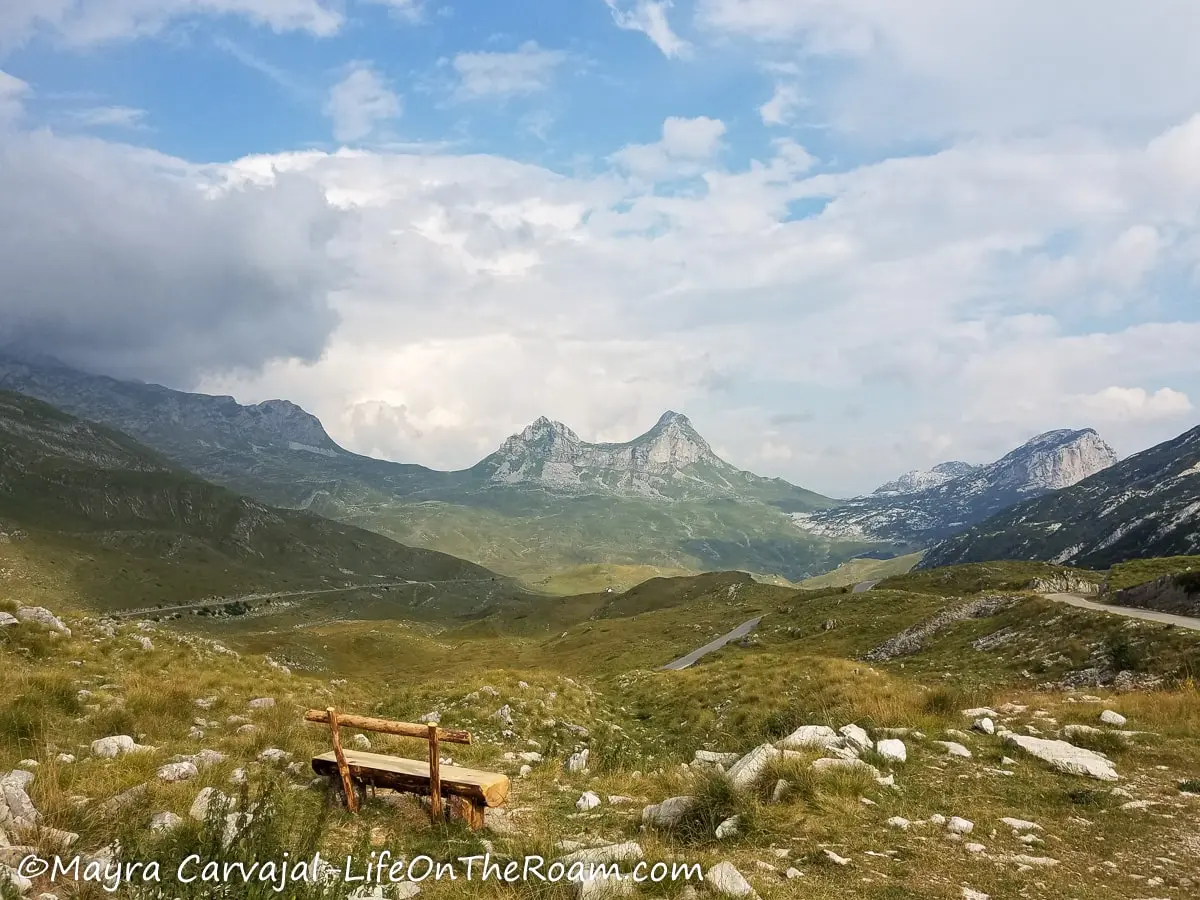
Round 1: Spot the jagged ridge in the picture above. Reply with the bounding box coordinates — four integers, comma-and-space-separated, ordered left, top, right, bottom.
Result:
794, 429, 1118, 546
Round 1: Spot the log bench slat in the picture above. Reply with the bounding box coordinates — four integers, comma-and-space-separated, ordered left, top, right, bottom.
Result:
311, 749, 510, 808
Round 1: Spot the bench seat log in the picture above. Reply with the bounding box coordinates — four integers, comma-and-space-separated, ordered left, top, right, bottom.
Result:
312, 750, 510, 808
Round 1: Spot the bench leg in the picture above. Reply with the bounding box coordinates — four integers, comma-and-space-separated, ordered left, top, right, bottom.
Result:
461, 799, 486, 831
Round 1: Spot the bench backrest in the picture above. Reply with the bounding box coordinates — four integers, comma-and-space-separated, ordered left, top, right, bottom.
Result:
304, 706, 470, 820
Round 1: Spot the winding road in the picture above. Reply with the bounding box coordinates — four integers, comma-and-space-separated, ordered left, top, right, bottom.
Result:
1041, 592, 1200, 632
661, 616, 764, 670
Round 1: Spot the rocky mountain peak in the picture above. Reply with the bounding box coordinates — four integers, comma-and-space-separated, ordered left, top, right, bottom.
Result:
873, 460, 978, 496
992, 428, 1117, 493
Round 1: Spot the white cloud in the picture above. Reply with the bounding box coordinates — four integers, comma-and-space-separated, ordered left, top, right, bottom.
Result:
605, 0, 691, 59
68, 105, 148, 128
612, 115, 727, 179
696, 0, 1200, 138
0, 69, 28, 122
0, 0, 343, 49
1074, 387, 1194, 422
361, 0, 426, 23
759, 80, 802, 126
324, 64, 401, 142
450, 41, 567, 101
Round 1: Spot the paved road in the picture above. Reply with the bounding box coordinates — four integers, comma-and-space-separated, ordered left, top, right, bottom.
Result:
1042, 593, 1200, 632
661, 617, 764, 670
852, 580, 880, 593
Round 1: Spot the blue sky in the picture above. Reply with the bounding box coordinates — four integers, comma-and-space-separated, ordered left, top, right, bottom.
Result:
2, 1, 1200, 495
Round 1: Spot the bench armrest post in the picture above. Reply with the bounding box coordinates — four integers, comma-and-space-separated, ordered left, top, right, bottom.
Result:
427, 722, 442, 823
328, 706, 359, 813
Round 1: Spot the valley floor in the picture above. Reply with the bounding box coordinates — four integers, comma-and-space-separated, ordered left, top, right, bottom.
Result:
3, 566, 1200, 900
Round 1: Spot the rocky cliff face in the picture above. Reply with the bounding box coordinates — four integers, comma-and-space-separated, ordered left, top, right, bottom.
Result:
796, 429, 1118, 545
0, 352, 343, 455
478, 411, 774, 500
920, 424, 1200, 570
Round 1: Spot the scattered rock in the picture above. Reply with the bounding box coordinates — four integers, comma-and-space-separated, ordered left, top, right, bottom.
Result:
694, 750, 741, 766
1099, 710, 1127, 727
91, 735, 152, 759
886, 816, 911, 830
965, 843, 986, 854
839, 724, 872, 752
576, 792, 601, 811
823, 849, 851, 866
257, 748, 291, 763
566, 749, 590, 774
999, 732, 1118, 781
933, 741, 973, 759
54, 754, 75, 765
150, 812, 183, 834
727, 744, 780, 791
642, 796, 696, 828
1000, 817, 1041, 832
247, 697, 275, 710
973, 718, 996, 735
947, 817, 974, 835
715, 815, 741, 839
812, 758, 880, 778
14, 607, 71, 635
875, 738, 907, 763
777, 725, 839, 750
351, 734, 371, 750
770, 779, 789, 802
156, 761, 198, 783
495, 705, 514, 727
417, 711, 440, 725
189, 787, 229, 821
704, 861, 757, 898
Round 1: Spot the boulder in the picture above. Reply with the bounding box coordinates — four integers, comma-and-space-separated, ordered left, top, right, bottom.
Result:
973, 718, 995, 735
566, 749, 590, 774
715, 815, 740, 839
91, 735, 152, 759
886, 816, 910, 830
932, 741, 973, 759
641, 796, 696, 828
192, 749, 225, 769
947, 817, 974, 834
0, 772, 39, 829
0, 613, 17, 629
704, 862, 757, 898
351, 734, 371, 751
694, 750, 741, 766
726, 744, 780, 792
875, 739, 907, 763
559, 842, 643, 867
150, 812, 183, 833
156, 762, 198, 783
776, 725, 839, 750
576, 791, 601, 811
1000, 733, 1118, 781
189, 787, 230, 821
811, 758, 880, 778
839, 724, 872, 752
247, 698, 275, 710
15, 607, 71, 635
1099, 710, 1127, 727
257, 748, 291, 763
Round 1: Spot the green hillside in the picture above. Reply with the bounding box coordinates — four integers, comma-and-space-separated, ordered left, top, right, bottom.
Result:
0, 390, 524, 618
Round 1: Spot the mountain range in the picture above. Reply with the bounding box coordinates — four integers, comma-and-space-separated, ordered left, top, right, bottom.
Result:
0, 352, 865, 582
791, 429, 1118, 545
920, 424, 1200, 569
6, 350, 1194, 584
0, 388, 522, 617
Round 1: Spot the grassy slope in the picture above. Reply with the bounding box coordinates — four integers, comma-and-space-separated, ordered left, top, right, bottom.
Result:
0, 390, 519, 617
1104, 555, 1200, 591
4, 562, 1200, 900
798, 552, 926, 589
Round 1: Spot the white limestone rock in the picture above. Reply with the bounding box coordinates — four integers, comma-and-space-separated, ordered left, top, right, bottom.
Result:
641, 796, 696, 828
247, 697, 275, 710
91, 736, 152, 759
933, 741, 973, 759
150, 812, 183, 834
839, 724, 872, 752
947, 817, 974, 835
776, 725, 840, 750
156, 761, 198, 783
1000, 733, 1118, 781
875, 738, 907, 763
1099, 710, 1127, 727
15, 607, 71, 635
726, 744, 780, 792
704, 862, 757, 898
715, 815, 740, 839
576, 791, 601, 811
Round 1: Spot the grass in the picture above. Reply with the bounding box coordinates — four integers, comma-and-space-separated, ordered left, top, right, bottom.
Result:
877, 560, 1105, 596
1104, 555, 1200, 591
4, 564, 1200, 899
798, 552, 926, 590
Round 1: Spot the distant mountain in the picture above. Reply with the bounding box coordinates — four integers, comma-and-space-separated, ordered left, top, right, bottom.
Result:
473, 411, 829, 508
793, 429, 1117, 546
0, 353, 872, 582
0, 389, 514, 617
872, 461, 979, 496
920, 424, 1200, 570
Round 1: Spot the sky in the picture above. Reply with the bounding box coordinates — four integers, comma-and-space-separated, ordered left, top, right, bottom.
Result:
2, 1, 1199, 497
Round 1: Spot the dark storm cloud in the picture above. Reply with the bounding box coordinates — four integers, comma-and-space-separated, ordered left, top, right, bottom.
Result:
0, 130, 344, 385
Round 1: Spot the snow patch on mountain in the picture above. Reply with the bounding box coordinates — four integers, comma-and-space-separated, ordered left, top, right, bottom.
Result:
794, 429, 1117, 545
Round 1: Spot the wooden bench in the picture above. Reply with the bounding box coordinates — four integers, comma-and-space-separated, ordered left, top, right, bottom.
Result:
305, 708, 509, 829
